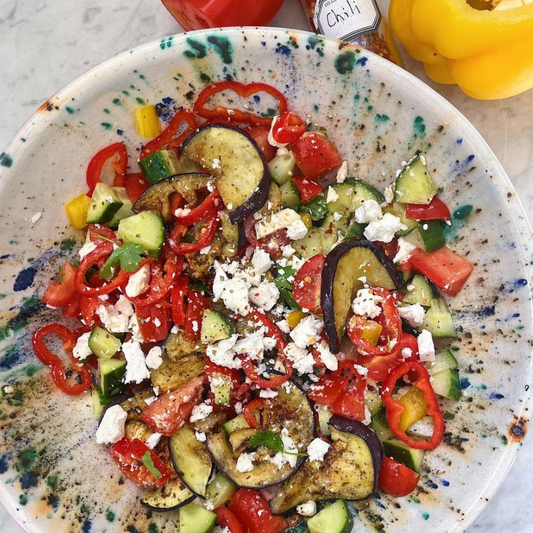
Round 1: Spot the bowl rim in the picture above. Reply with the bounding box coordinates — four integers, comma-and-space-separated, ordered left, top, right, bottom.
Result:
1, 26, 532, 533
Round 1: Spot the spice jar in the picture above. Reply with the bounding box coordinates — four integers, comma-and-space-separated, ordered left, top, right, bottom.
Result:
298, 0, 403, 66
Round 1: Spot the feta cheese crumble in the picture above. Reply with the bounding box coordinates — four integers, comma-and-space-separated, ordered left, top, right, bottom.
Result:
393, 237, 417, 264
96, 295, 134, 333
195, 431, 207, 443
190, 402, 213, 423
398, 304, 426, 327
145, 433, 162, 449
236, 452, 255, 472
206, 334, 241, 369
326, 187, 339, 203
351, 288, 382, 318
417, 329, 435, 362
96, 405, 128, 444
79, 241, 97, 259
354, 200, 382, 224
259, 389, 278, 399
248, 280, 279, 311
251, 248, 272, 274
255, 209, 308, 241
313, 340, 338, 371
307, 438, 331, 462
73, 332, 92, 360
125, 264, 151, 298
364, 213, 407, 243
145, 346, 163, 370
284, 343, 316, 375
122, 340, 150, 384
290, 315, 324, 348
336, 161, 348, 183
297, 501, 317, 517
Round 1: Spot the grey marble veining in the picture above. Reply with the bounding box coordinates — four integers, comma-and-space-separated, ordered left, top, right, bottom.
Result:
0, 0, 532, 532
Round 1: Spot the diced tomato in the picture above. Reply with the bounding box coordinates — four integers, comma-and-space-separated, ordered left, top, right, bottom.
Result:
331, 382, 366, 421
292, 175, 323, 203
171, 274, 188, 326
307, 374, 349, 406
271, 112, 306, 145
42, 262, 77, 308
243, 216, 291, 258
141, 375, 205, 436
248, 126, 276, 162
136, 304, 172, 343
355, 333, 419, 382
379, 456, 420, 497
408, 246, 474, 296
214, 507, 245, 533
110, 438, 170, 488
292, 254, 325, 313
184, 290, 211, 340
125, 172, 149, 203
290, 132, 342, 179
228, 489, 288, 533
405, 197, 451, 221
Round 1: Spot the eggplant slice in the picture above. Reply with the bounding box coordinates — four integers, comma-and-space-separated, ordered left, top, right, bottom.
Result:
133, 173, 215, 223
170, 424, 213, 497
206, 381, 314, 489
321, 239, 403, 353
182, 124, 270, 223
269, 418, 382, 514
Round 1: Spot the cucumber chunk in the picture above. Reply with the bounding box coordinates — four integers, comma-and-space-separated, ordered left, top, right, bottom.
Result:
419, 298, 456, 338
371, 409, 394, 442
138, 150, 180, 185
365, 389, 383, 417
404, 221, 445, 253
86, 183, 124, 224
205, 472, 237, 508
394, 155, 437, 205
431, 368, 461, 401
280, 180, 301, 209
100, 359, 127, 399
89, 327, 122, 360
179, 503, 217, 533
91, 386, 110, 418
200, 310, 235, 344
211, 374, 233, 407
307, 500, 354, 533
382, 439, 425, 473
427, 348, 458, 375
269, 152, 296, 186
117, 211, 164, 257
293, 226, 339, 258
108, 187, 134, 228
222, 414, 250, 435
403, 274, 434, 307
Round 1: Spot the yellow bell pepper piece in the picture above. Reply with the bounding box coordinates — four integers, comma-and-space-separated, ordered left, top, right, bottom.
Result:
398, 387, 428, 431
300, 212, 313, 229
65, 194, 91, 229
287, 310, 307, 330
389, 0, 533, 98
359, 320, 383, 347
134, 105, 162, 139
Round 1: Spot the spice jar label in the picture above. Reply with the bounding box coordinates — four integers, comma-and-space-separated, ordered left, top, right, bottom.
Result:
313, 0, 382, 41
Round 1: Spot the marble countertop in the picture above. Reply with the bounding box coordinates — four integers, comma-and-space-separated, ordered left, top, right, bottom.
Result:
1, 0, 532, 531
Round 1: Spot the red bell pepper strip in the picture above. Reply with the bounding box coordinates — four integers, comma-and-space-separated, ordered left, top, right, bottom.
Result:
239, 309, 293, 388
381, 360, 445, 450
405, 197, 451, 221
169, 215, 220, 255
170, 191, 185, 215
128, 253, 182, 307
379, 456, 420, 497
171, 274, 189, 326
214, 507, 245, 533
136, 303, 173, 343
228, 489, 288, 533
194, 81, 288, 127
175, 190, 222, 226
87, 224, 121, 245
271, 112, 307, 144
292, 176, 323, 203
74, 242, 130, 296
347, 287, 403, 357
140, 109, 198, 159
327, 360, 367, 421
32, 324, 92, 396
86, 142, 128, 195
109, 438, 170, 488
243, 398, 265, 428
308, 374, 349, 406
184, 289, 211, 340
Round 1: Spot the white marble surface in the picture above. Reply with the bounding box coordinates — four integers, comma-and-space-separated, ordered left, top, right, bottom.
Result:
1, 0, 532, 531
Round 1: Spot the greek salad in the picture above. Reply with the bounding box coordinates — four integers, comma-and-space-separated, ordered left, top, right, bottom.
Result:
33, 81, 474, 533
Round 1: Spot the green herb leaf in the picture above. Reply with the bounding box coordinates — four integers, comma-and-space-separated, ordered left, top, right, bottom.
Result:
275, 266, 297, 292
141, 451, 162, 479
99, 243, 146, 280
299, 194, 328, 222
247, 430, 284, 453
190, 279, 209, 294
279, 288, 301, 310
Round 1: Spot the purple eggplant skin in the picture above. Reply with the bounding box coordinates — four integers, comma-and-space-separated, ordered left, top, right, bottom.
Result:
321, 239, 403, 353
98, 393, 133, 427
180, 123, 271, 223
328, 414, 383, 493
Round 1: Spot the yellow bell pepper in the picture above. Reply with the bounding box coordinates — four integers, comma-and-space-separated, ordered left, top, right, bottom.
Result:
134, 105, 162, 138
287, 310, 307, 330
389, 0, 533, 99
398, 387, 428, 430
359, 320, 383, 347
300, 212, 313, 229
65, 194, 91, 229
